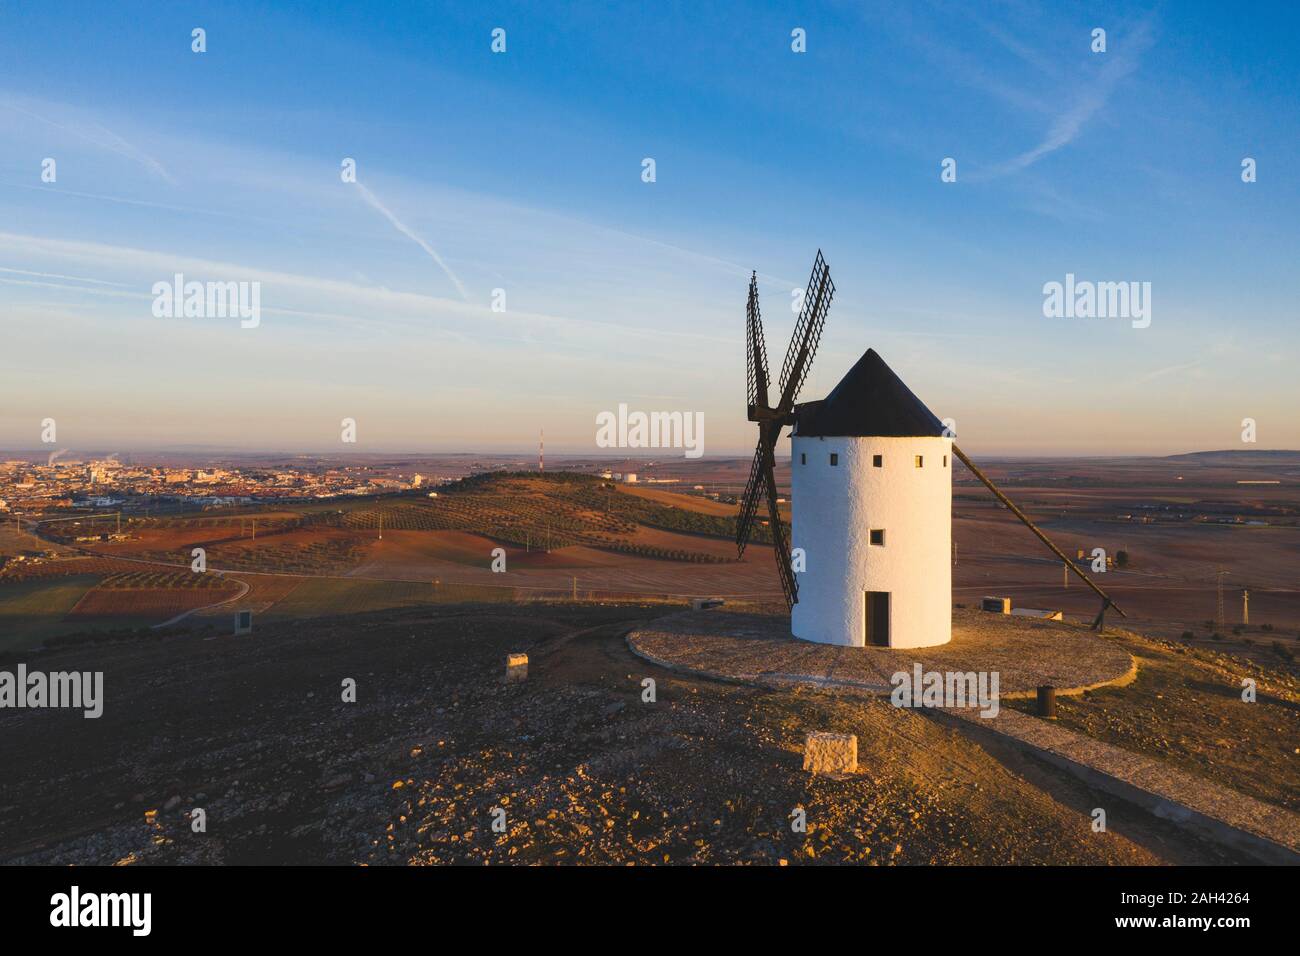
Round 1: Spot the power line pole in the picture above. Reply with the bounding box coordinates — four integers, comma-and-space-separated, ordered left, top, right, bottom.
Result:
1216, 569, 1228, 632
1242, 588, 1249, 626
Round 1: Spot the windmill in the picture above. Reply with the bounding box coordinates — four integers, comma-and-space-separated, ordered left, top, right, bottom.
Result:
735, 250, 834, 609
736, 251, 1124, 647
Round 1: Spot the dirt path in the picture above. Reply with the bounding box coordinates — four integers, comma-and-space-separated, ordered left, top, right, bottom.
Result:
151, 578, 251, 629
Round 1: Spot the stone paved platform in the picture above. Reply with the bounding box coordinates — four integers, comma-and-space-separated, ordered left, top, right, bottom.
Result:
627, 606, 1136, 698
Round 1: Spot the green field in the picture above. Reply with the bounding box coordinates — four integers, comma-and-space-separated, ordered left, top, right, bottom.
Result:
0, 575, 101, 652
263, 577, 513, 619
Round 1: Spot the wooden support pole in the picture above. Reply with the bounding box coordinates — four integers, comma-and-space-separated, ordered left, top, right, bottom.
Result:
1036, 686, 1057, 719
952, 444, 1125, 619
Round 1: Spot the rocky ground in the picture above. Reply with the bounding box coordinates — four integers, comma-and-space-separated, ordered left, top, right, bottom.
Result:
0, 602, 1248, 865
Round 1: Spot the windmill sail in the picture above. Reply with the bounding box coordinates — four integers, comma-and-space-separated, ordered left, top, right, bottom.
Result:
736, 251, 832, 608
763, 439, 798, 605
777, 250, 833, 412
745, 273, 770, 415
735, 440, 770, 555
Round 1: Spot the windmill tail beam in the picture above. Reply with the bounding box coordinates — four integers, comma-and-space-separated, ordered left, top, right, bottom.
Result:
952, 444, 1126, 619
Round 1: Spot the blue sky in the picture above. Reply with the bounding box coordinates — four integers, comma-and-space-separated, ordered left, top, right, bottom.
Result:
1, 1, 1297, 456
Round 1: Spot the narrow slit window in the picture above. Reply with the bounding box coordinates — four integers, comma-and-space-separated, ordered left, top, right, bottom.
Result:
872, 454, 882, 468
829, 453, 838, 466
943, 455, 948, 467
800, 453, 806, 465
914, 455, 924, 468
870, 529, 885, 546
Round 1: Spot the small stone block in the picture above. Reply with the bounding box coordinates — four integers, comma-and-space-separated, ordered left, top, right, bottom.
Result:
803, 732, 857, 774
506, 653, 528, 682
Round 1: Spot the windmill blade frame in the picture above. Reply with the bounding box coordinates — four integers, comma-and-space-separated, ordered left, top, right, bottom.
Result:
762, 440, 798, 607
776, 249, 834, 413
738, 250, 833, 608
734, 437, 769, 556
745, 273, 770, 415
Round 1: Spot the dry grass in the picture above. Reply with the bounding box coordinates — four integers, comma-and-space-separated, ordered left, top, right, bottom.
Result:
1006, 627, 1300, 811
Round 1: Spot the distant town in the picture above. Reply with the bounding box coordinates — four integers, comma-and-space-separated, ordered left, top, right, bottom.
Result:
0, 455, 444, 517
0, 451, 735, 526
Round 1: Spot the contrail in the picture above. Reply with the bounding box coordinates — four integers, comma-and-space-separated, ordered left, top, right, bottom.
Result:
0, 99, 175, 184
975, 16, 1155, 180
354, 182, 469, 301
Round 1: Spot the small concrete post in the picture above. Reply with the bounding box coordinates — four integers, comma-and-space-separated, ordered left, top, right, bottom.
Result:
1036, 685, 1056, 719
803, 732, 857, 775
506, 653, 528, 683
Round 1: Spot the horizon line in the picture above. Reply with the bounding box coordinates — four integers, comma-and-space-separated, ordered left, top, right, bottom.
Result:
1, 447, 1295, 461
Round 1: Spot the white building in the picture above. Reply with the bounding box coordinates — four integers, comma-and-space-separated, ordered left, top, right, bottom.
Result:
790, 349, 952, 649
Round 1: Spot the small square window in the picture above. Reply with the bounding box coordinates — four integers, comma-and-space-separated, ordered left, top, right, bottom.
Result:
800, 453, 806, 465
914, 455, 924, 468
872, 454, 882, 468
829, 453, 838, 466
870, 529, 885, 546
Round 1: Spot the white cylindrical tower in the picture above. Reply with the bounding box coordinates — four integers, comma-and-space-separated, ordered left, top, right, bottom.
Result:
788, 348, 952, 649
791, 435, 951, 648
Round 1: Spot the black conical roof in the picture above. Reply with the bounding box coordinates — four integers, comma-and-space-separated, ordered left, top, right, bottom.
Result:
793, 348, 946, 438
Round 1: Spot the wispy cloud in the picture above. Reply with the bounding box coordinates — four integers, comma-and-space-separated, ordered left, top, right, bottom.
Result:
0, 230, 734, 351
353, 182, 469, 301
981, 17, 1156, 178
0, 265, 131, 287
